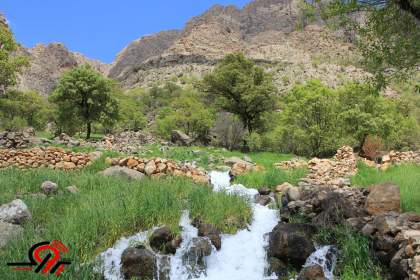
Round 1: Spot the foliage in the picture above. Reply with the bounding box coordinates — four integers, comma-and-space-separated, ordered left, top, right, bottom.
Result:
271, 80, 419, 157
0, 22, 28, 94
245, 132, 263, 152
50, 65, 118, 139
320, 0, 420, 88
203, 53, 276, 133
361, 135, 384, 162
276, 80, 341, 157
155, 89, 215, 141
352, 162, 420, 213
0, 155, 251, 279
112, 90, 147, 132
211, 112, 247, 150
0, 90, 53, 130
314, 226, 383, 279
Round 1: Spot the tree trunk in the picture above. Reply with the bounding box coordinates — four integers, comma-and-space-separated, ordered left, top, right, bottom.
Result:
86, 122, 91, 140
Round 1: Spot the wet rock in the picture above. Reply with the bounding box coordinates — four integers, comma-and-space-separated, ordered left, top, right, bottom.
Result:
41, 180, 58, 195
197, 223, 222, 250
121, 247, 157, 280
258, 187, 271, 195
157, 255, 171, 280
171, 130, 192, 146
365, 183, 400, 215
0, 221, 23, 248
255, 195, 272, 206
100, 166, 145, 181
267, 257, 288, 278
0, 199, 32, 224
182, 237, 212, 278
268, 223, 317, 267
298, 264, 326, 280
149, 227, 181, 254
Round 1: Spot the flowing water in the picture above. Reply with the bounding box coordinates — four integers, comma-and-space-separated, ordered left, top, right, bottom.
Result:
98, 171, 336, 280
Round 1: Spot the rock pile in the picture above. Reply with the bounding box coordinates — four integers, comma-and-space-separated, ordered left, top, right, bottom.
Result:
0, 128, 35, 149
106, 156, 210, 184
52, 133, 81, 147
298, 146, 357, 188
224, 156, 263, 177
0, 147, 92, 170
275, 159, 307, 170
384, 151, 420, 165
277, 182, 420, 280
90, 131, 157, 154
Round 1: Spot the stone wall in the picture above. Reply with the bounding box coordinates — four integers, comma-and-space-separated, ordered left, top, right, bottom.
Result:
0, 147, 92, 170
107, 156, 210, 184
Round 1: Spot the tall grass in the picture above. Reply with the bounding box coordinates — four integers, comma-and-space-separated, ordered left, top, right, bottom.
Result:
315, 226, 383, 280
351, 163, 420, 213
0, 156, 251, 279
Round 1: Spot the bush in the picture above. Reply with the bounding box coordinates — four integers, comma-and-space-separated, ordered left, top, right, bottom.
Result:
362, 135, 384, 162
245, 132, 262, 152
155, 89, 215, 142
211, 112, 246, 150
0, 90, 53, 130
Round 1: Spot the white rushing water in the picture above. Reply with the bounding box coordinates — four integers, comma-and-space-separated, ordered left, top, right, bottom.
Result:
302, 245, 338, 280
99, 170, 280, 280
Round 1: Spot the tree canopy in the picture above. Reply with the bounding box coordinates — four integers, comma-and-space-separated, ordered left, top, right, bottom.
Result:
203, 53, 276, 133
50, 65, 118, 139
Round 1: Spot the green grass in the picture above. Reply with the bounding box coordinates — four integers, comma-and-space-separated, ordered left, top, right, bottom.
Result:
315, 226, 383, 280
0, 155, 251, 280
234, 152, 308, 189
351, 162, 420, 213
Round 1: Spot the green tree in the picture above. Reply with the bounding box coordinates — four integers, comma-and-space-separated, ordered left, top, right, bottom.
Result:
156, 90, 215, 141
320, 0, 420, 88
203, 53, 276, 133
113, 90, 147, 132
0, 18, 28, 94
50, 65, 118, 139
277, 80, 341, 157
0, 90, 53, 130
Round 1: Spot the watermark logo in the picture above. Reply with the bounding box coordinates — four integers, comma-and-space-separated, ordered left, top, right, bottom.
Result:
7, 240, 71, 276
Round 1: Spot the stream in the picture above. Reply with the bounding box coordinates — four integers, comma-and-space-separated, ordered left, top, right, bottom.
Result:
98, 171, 336, 280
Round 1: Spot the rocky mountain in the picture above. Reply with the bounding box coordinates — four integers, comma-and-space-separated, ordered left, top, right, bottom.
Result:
109, 0, 367, 92
16, 43, 110, 96
10, 0, 368, 95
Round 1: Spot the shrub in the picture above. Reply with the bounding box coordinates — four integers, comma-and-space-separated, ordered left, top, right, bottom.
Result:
211, 112, 246, 150
362, 135, 384, 162
245, 132, 263, 152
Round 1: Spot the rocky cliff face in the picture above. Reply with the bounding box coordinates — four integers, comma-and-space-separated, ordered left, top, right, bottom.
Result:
11, 0, 368, 95
16, 43, 110, 96
111, 0, 368, 91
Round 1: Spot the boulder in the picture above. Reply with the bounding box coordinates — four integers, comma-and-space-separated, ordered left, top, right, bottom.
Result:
268, 223, 317, 267
121, 246, 156, 280
41, 180, 58, 195
229, 161, 255, 177
171, 130, 192, 146
182, 237, 212, 278
100, 166, 145, 181
255, 195, 272, 206
298, 265, 326, 280
149, 227, 181, 254
145, 160, 157, 176
88, 151, 103, 161
258, 187, 271, 195
197, 223, 222, 250
287, 186, 301, 201
0, 199, 32, 224
275, 182, 294, 193
365, 183, 401, 215
0, 221, 23, 248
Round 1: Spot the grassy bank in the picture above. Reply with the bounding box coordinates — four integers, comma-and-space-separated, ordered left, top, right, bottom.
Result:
352, 163, 420, 213
0, 155, 251, 280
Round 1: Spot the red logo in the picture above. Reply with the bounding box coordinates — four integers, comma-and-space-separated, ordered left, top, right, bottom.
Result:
7, 240, 71, 276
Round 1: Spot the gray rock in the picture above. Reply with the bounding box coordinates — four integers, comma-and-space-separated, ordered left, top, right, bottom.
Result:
0, 199, 32, 225
197, 223, 222, 250
66, 185, 79, 194
0, 221, 23, 248
100, 166, 145, 181
258, 187, 271, 195
88, 151, 103, 161
41, 181, 58, 195
171, 130, 192, 146
287, 186, 301, 201
121, 247, 157, 280
149, 226, 181, 254
255, 195, 273, 206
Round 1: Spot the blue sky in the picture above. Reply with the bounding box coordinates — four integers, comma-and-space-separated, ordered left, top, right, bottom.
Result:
2, 0, 250, 63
